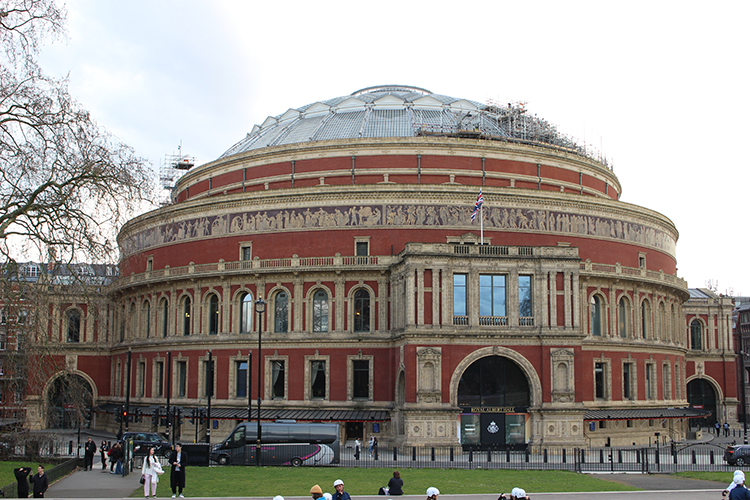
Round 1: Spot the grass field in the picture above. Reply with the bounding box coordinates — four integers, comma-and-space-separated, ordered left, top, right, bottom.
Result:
131, 467, 641, 498
0, 461, 56, 487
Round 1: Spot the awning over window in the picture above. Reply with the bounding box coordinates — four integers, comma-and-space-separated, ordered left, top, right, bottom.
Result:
583, 407, 710, 421
95, 404, 389, 422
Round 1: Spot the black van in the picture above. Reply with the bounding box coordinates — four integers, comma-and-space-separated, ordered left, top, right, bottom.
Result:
211, 421, 340, 466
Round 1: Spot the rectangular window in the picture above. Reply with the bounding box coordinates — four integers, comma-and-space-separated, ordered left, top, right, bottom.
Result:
595, 362, 605, 399
627, 420, 633, 428
518, 275, 533, 319
236, 361, 247, 398
479, 275, 506, 320
356, 241, 368, 256
663, 364, 671, 400
353, 360, 369, 399
453, 274, 467, 318
156, 361, 164, 398
241, 246, 252, 261
137, 362, 146, 397
272, 360, 285, 399
177, 361, 187, 398
645, 363, 654, 400
310, 360, 326, 399
623, 362, 633, 400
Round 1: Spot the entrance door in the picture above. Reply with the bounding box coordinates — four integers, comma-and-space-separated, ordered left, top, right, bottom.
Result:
687, 378, 718, 426
345, 422, 363, 440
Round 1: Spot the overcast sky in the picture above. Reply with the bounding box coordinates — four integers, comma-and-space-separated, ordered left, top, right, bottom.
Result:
38, 0, 750, 296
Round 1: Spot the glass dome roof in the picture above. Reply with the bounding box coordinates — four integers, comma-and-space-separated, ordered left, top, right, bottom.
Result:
220, 85, 598, 163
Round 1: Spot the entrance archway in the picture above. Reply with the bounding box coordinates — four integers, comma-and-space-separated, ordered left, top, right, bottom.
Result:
457, 355, 531, 449
47, 374, 94, 429
687, 378, 718, 426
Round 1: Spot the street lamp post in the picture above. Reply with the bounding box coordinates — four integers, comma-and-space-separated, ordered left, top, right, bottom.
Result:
254, 298, 266, 466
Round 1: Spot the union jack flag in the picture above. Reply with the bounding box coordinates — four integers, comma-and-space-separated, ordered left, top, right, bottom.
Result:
470, 189, 484, 221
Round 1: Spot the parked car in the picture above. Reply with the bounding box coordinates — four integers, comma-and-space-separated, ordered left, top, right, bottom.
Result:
120, 432, 172, 458
724, 445, 750, 466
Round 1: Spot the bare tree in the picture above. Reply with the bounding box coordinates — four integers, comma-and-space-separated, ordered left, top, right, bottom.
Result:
0, 0, 154, 443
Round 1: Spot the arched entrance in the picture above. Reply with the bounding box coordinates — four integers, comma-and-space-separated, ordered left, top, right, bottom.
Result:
457, 355, 530, 449
47, 374, 94, 429
687, 378, 718, 426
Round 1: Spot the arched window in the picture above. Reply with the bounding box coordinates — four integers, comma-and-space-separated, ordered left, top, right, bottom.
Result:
690, 319, 703, 350
353, 289, 370, 332
160, 298, 169, 337
182, 296, 191, 336
618, 297, 630, 338
239, 292, 253, 334
641, 300, 651, 339
67, 309, 81, 343
119, 306, 125, 342
274, 292, 288, 333
659, 303, 667, 341
312, 289, 329, 332
208, 294, 219, 335
143, 301, 151, 338
590, 295, 603, 336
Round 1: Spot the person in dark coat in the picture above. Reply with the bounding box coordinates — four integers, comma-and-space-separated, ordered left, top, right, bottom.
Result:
99, 440, 109, 470
169, 443, 187, 498
29, 466, 48, 498
83, 437, 96, 471
14, 466, 32, 498
387, 470, 403, 495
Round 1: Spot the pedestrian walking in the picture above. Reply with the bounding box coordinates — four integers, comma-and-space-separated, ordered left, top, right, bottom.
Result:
83, 437, 97, 471
725, 422, 731, 437
372, 436, 378, 458
716, 422, 722, 435
29, 466, 48, 498
169, 442, 187, 498
100, 440, 109, 470
354, 438, 361, 459
368, 436, 374, 457
110, 442, 124, 474
141, 447, 164, 498
14, 466, 31, 498
332, 479, 351, 500
387, 470, 403, 495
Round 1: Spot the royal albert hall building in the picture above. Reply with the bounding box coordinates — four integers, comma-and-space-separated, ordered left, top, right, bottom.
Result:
90, 85, 737, 448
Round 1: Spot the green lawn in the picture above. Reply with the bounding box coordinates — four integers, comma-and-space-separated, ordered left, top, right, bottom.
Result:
674, 471, 735, 484
134, 467, 641, 497
0, 461, 56, 486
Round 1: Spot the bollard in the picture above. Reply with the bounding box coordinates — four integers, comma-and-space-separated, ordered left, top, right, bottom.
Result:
430, 447, 435, 462
636, 449, 640, 463
374, 447, 379, 461
469, 449, 473, 463
618, 450, 623, 463
487, 449, 492, 462
450, 447, 454, 462
692, 449, 697, 464
393, 446, 397, 461
562, 448, 566, 463
600, 449, 604, 463
506, 449, 511, 462
412, 447, 416, 461
525, 447, 529, 463
710, 450, 715, 465
544, 448, 548, 463
69, 440, 73, 455
581, 448, 586, 464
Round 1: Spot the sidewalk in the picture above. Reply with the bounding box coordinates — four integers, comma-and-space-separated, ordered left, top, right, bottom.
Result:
47, 455, 142, 498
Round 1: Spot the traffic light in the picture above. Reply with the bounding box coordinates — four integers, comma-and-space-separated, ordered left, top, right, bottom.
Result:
135, 408, 143, 423
151, 408, 159, 427
189, 408, 197, 425
122, 409, 129, 423
115, 406, 124, 423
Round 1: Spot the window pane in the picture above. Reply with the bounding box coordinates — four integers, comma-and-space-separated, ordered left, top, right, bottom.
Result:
236, 361, 247, 398
161, 300, 168, 338
353, 360, 369, 399
313, 290, 329, 332
275, 292, 288, 333
595, 362, 604, 399
453, 274, 467, 316
178, 362, 187, 397
623, 363, 631, 399
183, 297, 191, 336
518, 276, 532, 317
479, 275, 506, 317
240, 293, 253, 333
67, 310, 80, 343
354, 290, 370, 332
618, 298, 627, 338
311, 360, 326, 399
272, 361, 285, 399
209, 295, 219, 335
591, 297, 602, 336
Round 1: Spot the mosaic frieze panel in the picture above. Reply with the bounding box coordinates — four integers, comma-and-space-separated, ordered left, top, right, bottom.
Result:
121, 204, 676, 256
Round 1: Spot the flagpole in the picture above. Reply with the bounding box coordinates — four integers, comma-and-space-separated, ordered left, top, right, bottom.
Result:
480, 203, 484, 245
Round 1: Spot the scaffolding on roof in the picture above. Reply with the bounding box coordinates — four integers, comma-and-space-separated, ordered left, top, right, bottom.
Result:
159, 143, 195, 205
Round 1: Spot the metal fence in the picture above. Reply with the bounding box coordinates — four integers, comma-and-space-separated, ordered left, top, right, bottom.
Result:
200, 443, 735, 473
0, 457, 79, 498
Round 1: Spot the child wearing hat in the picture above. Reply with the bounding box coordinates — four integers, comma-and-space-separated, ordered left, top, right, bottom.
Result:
333, 480, 351, 500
